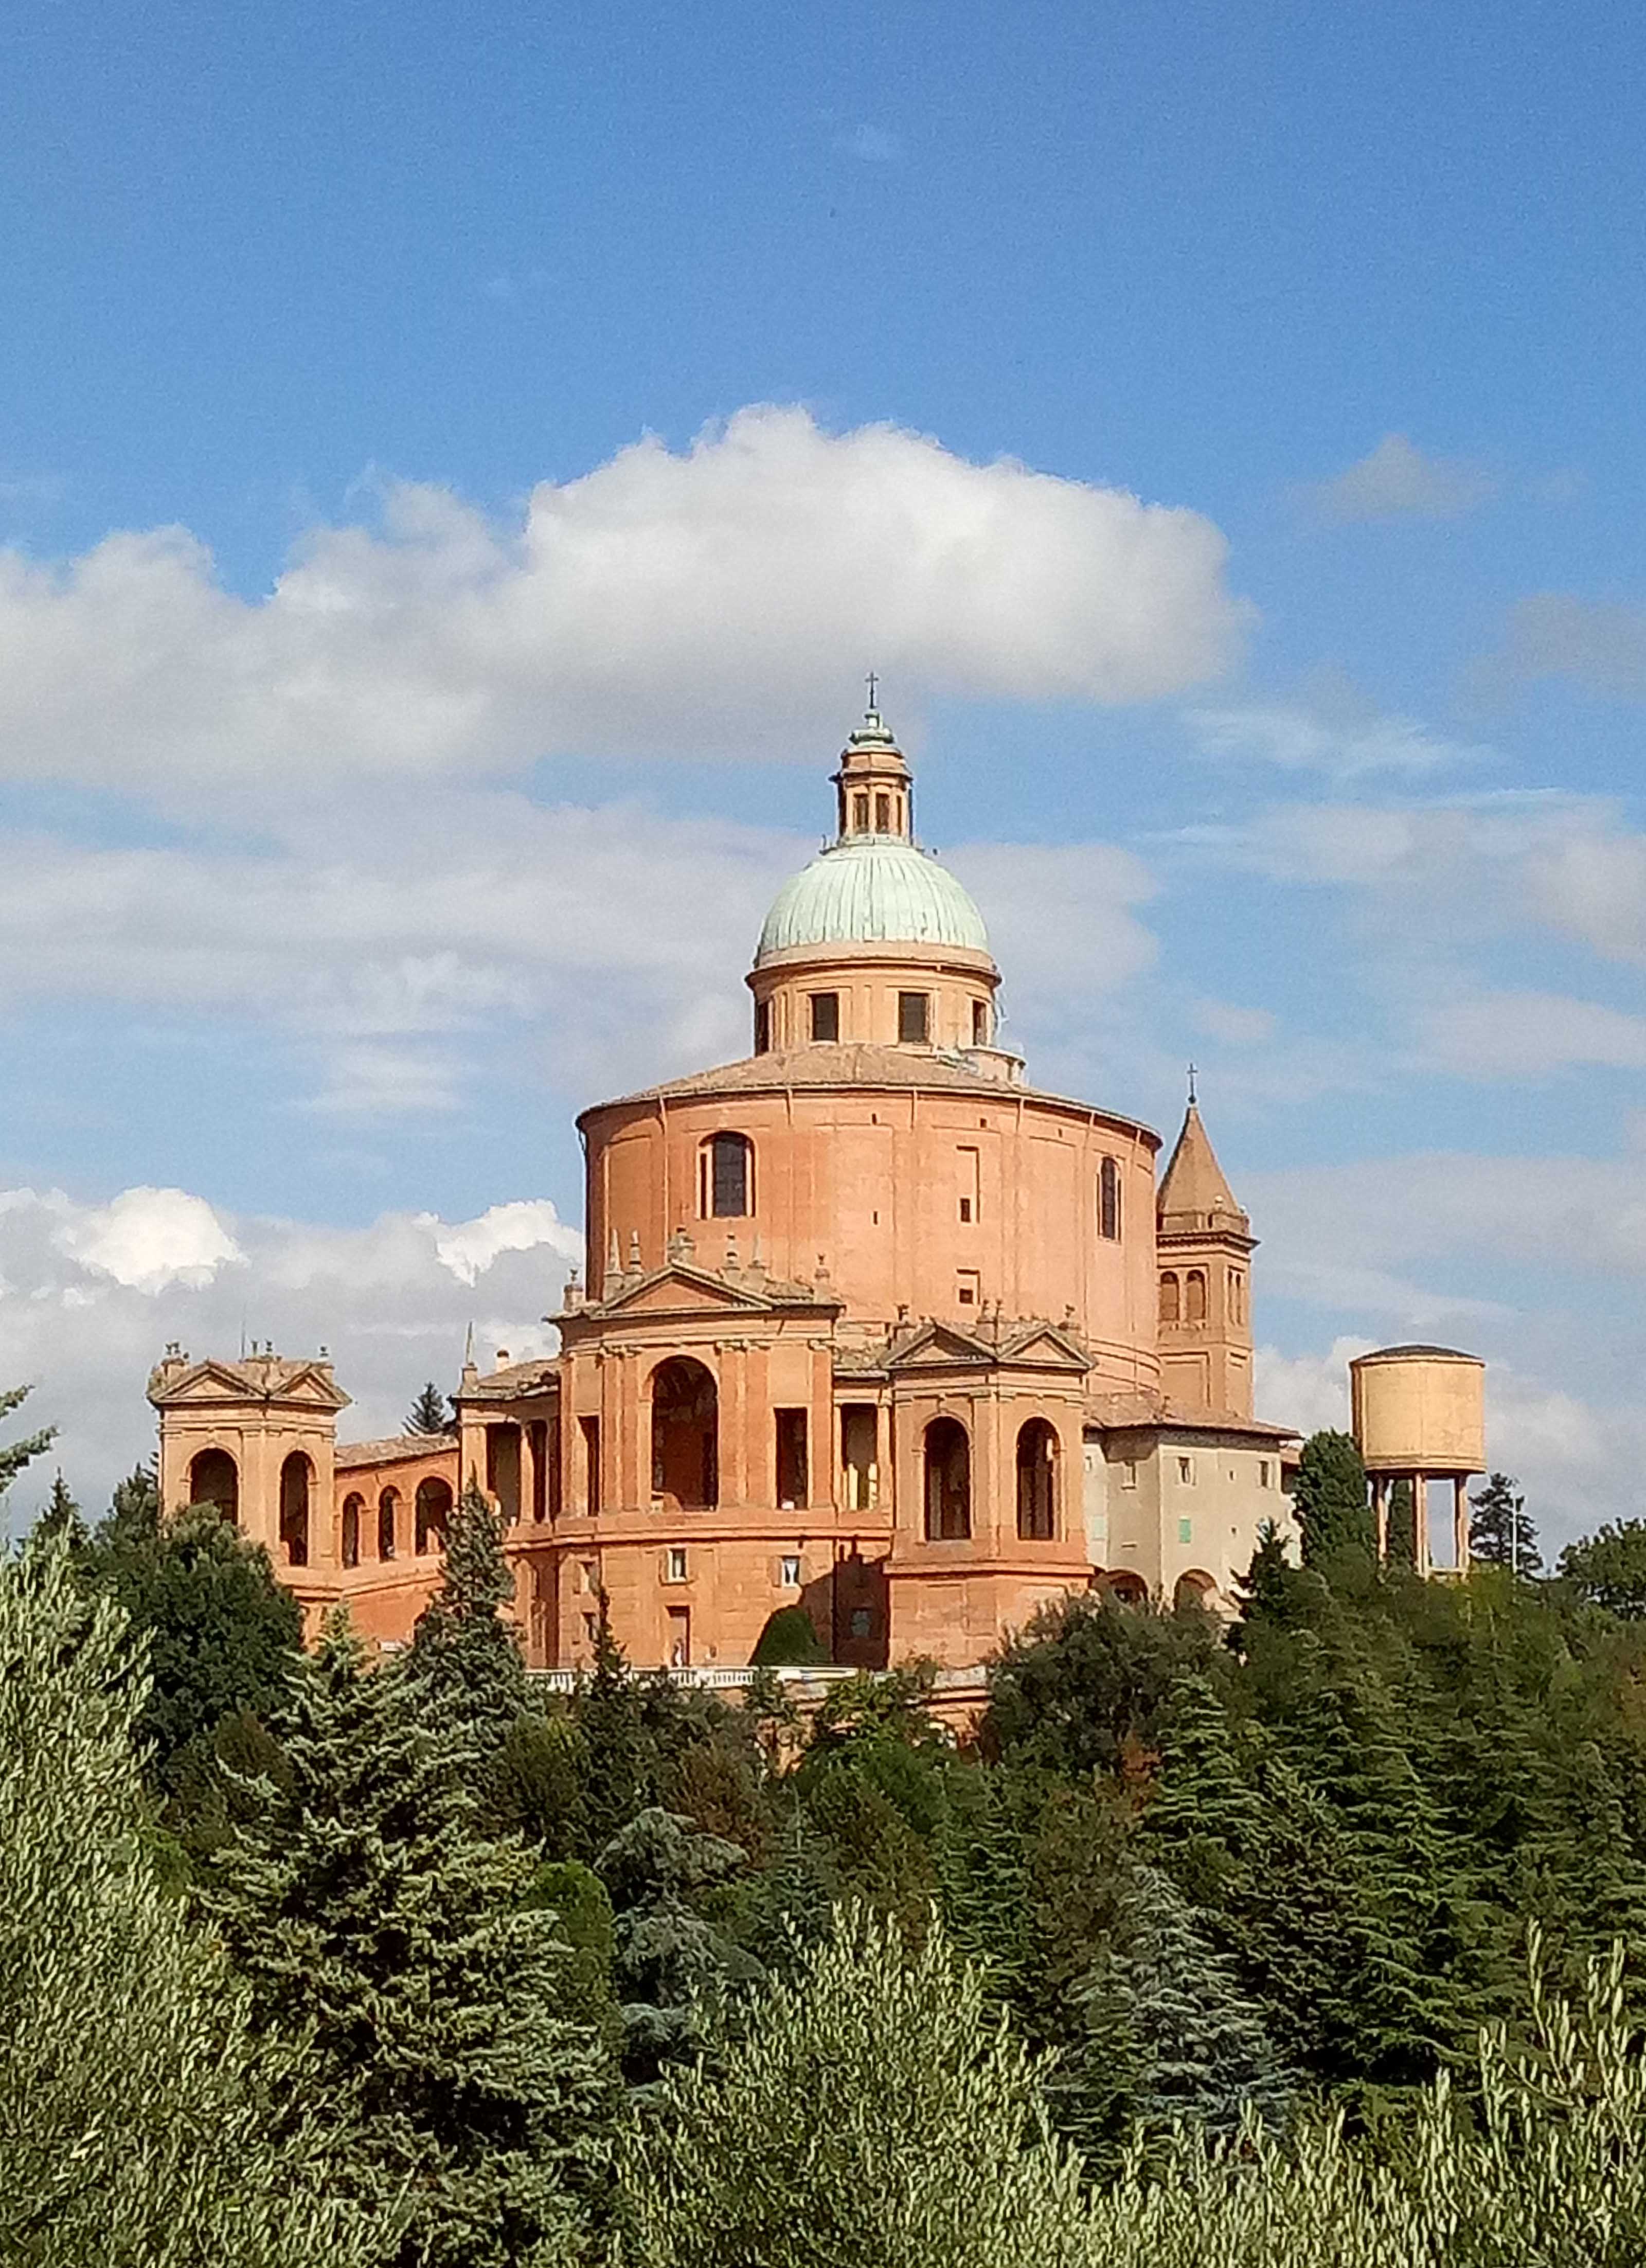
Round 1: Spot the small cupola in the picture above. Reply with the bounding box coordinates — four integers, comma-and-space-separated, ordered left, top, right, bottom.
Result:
833, 685, 913, 844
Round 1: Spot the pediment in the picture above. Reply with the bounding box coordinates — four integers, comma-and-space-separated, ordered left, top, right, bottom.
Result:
592, 1263, 796, 1318
887, 1322, 995, 1370
150, 1360, 350, 1413
996, 1324, 1091, 1372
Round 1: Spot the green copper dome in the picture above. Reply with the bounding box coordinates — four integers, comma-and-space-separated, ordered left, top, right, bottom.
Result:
756, 835, 991, 964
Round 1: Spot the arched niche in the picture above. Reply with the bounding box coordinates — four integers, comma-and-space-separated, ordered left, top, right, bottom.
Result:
278, 1452, 312, 1568
377, 1487, 399, 1561
1015, 1418, 1058, 1541
1174, 1569, 1218, 1615
189, 1446, 238, 1525
415, 1476, 453, 1556
650, 1356, 719, 1509
341, 1492, 363, 1569
924, 1416, 971, 1541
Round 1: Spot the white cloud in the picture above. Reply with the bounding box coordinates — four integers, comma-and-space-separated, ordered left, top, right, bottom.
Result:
1188, 699, 1480, 779
0, 407, 1248, 816
1412, 990, 1646, 1078
51, 1188, 244, 1293
1191, 998, 1276, 1046
1489, 592, 1646, 701
1255, 1336, 1369, 1434
0, 1185, 585, 1524
1304, 433, 1496, 523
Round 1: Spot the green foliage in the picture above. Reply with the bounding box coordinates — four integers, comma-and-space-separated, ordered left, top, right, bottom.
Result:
1470, 1471, 1542, 1574
595, 1805, 764, 2095
622, 1906, 1094, 2268
204, 1611, 613, 2267
33, 1468, 85, 1549
750, 1600, 828, 1665
1559, 1516, 1646, 1615
80, 1501, 303, 1792
985, 1591, 1220, 1777
0, 1380, 54, 1499
0, 1539, 371, 2268
1293, 1430, 1373, 1566
1385, 1477, 1416, 1566
404, 1480, 527, 1757
405, 1380, 454, 1435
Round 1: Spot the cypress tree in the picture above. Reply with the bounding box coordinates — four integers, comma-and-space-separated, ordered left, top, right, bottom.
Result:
1385, 1478, 1416, 1567
34, 1469, 85, 1550
1294, 1431, 1374, 1566
204, 1610, 611, 2267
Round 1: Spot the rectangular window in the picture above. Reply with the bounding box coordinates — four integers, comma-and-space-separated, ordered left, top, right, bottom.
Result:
754, 998, 771, 1054
1099, 1156, 1122, 1241
667, 1605, 691, 1668
775, 1408, 809, 1508
1178, 1516, 1193, 1545
580, 1558, 598, 1594
849, 1606, 872, 1640
852, 792, 869, 831
956, 1270, 980, 1308
1119, 1459, 1137, 1490
897, 990, 929, 1044
1259, 1460, 1271, 1488
972, 998, 989, 1046
779, 1553, 802, 1587
810, 991, 839, 1042
582, 1611, 598, 1643
874, 791, 891, 832
666, 1546, 688, 1583
1178, 1456, 1194, 1485
580, 1416, 602, 1513
957, 1145, 980, 1225
841, 1405, 877, 1511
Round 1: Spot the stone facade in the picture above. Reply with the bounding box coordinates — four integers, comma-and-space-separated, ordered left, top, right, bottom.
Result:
148, 706, 1301, 1665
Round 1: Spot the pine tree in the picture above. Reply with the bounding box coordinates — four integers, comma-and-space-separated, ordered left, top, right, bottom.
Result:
1076, 1863, 1292, 2146
1559, 1519, 1646, 1617
1294, 1431, 1374, 1566
1471, 1472, 1542, 1574
406, 1380, 454, 1435
0, 1538, 371, 2268
404, 1480, 527, 1759
34, 1469, 85, 1550
595, 1804, 764, 2096
204, 1610, 612, 2267
0, 1380, 54, 1501
106, 1458, 160, 1538
1229, 1519, 1298, 1647
623, 1907, 1094, 2268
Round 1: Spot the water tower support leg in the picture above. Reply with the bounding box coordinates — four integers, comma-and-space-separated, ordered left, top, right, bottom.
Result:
1454, 1476, 1471, 1574
1414, 1474, 1431, 1578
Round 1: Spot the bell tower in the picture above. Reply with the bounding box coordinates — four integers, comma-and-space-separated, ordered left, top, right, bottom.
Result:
1154, 1088, 1256, 1418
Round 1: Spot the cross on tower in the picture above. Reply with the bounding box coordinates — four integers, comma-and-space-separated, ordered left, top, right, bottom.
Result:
864, 669, 880, 713
1187, 1062, 1198, 1105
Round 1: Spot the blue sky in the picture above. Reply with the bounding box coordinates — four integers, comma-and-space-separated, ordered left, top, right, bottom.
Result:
4, 0, 1646, 1545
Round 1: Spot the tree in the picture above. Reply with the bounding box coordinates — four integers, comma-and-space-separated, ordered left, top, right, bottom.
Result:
34, 1469, 85, 1550
595, 1805, 763, 2096
985, 1591, 1219, 1777
1293, 1431, 1374, 1566
1077, 1863, 1292, 2149
406, 1380, 454, 1435
0, 1381, 53, 1502
205, 1610, 612, 2268
0, 1538, 371, 2268
750, 1601, 828, 1666
1471, 1472, 1542, 1575
404, 1480, 527, 1757
1559, 1519, 1646, 1617
1385, 1478, 1417, 1567
622, 1907, 1095, 2268
80, 1502, 303, 1791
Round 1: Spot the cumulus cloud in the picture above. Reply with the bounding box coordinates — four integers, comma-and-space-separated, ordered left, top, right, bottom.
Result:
0, 1185, 583, 1522
1412, 990, 1646, 1078
1304, 433, 1497, 523
0, 407, 1248, 814
1188, 690, 1481, 779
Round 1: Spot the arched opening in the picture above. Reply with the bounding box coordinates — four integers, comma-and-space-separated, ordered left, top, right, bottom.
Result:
1158, 1272, 1180, 1324
650, 1357, 719, 1509
415, 1476, 453, 1556
188, 1446, 238, 1524
924, 1417, 971, 1541
1101, 1569, 1149, 1606
341, 1493, 363, 1568
278, 1452, 312, 1568
701, 1132, 752, 1219
1185, 1269, 1208, 1323
1100, 1155, 1122, 1241
378, 1487, 399, 1561
1016, 1419, 1058, 1540
1174, 1569, 1218, 1615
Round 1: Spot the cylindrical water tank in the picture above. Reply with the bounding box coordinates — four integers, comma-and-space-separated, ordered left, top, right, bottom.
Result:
1350, 1345, 1486, 1474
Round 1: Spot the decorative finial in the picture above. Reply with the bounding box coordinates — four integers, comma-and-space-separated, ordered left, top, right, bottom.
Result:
1187, 1061, 1198, 1106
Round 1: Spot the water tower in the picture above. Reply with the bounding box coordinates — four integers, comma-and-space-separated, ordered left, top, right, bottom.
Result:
1349, 1345, 1486, 1574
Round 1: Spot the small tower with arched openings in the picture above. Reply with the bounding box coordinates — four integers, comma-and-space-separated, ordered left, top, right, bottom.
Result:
832, 689, 915, 844
1154, 1083, 1256, 1418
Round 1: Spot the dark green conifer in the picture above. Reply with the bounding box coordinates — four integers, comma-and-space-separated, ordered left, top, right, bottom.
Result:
405, 1381, 453, 1435
1294, 1430, 1374, 1566
205, 1610, 611, 2266
34, 1470, 85, 1550
403, 1481, 527, 1757
1470, 1472, 1541, 1574
1385, 1478, 1417, 1566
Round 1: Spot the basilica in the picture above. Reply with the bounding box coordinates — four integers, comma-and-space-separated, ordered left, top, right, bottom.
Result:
147, 706, 1301, 1672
